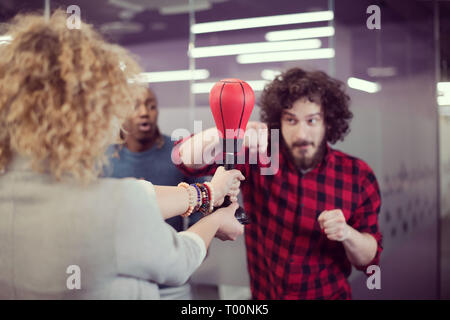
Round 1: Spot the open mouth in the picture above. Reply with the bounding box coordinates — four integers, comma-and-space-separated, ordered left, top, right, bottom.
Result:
138, 122, 152, 132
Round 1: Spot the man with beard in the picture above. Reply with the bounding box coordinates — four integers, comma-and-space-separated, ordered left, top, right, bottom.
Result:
173, 68, 382, 299
104, 87, 202, 299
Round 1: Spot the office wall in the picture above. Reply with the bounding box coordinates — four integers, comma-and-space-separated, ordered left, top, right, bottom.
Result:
333, 15, 439, 298
440, 114, 450, 298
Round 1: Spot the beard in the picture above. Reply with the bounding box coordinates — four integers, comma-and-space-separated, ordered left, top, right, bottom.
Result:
285, 137, 327, 172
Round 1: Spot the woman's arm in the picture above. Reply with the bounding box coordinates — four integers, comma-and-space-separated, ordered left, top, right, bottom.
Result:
152, 185, 243, 249
116, 180, 243, 287
154, 185, 189, 220
153, 167, 244, 220
153, 185, 243, 246
186, 202, 240, 248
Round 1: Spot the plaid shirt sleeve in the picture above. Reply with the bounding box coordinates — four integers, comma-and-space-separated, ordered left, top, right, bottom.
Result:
171, 135, 217, 177
171, 136, 249, 178
348, 165, 383, 272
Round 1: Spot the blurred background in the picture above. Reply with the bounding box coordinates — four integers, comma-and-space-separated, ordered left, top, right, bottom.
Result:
1, 0, 449, 299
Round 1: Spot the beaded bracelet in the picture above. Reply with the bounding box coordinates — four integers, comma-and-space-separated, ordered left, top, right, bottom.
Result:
195, 183, 205, 215
177, 182, 195, 217
179, 182, 216, 217
198, 183, 214, 215
201, 184, 210, 214
203, 182, 215, 213
190, 183, 202, 212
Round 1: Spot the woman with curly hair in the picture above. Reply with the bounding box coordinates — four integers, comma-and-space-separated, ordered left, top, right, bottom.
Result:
0, 11, 244, 299
176, 67, 383, 300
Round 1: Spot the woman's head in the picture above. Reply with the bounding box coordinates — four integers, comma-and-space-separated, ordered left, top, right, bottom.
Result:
0, 10, 143, 183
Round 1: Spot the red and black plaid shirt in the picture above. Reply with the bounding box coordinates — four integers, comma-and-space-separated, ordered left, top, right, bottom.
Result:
174, 140, 382, 300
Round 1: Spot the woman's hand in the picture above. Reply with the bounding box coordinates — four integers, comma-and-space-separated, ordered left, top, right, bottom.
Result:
214, 202, 244, 241
210, 166, 245, 206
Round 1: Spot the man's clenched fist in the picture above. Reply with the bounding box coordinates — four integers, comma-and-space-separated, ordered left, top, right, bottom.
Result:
317, 209, 350, 242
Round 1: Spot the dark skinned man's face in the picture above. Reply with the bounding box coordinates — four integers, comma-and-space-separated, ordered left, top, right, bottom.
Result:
123, 89, 159, 149
125, 90, 158, 143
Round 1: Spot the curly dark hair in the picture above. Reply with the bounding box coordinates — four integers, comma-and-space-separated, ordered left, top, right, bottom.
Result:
260, 68, 353, 144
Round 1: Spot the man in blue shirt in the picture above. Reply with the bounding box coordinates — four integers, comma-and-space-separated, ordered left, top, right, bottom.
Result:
104, 87, 202, 299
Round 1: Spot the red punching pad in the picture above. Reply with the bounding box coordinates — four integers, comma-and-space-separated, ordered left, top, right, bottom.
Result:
209, 79, 255, 141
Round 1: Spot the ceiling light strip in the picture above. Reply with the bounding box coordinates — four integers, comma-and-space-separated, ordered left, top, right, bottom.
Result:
191, 39, 322, 58
192, 80, 268, 94
191, 10, 334, 34
265, 26, 335, 41
347, 77, 381, 93
236, 48, 335, 64
138, 69, 210, 83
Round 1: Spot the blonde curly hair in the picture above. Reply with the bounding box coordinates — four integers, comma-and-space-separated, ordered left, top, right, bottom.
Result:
0, 10, 144, 184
